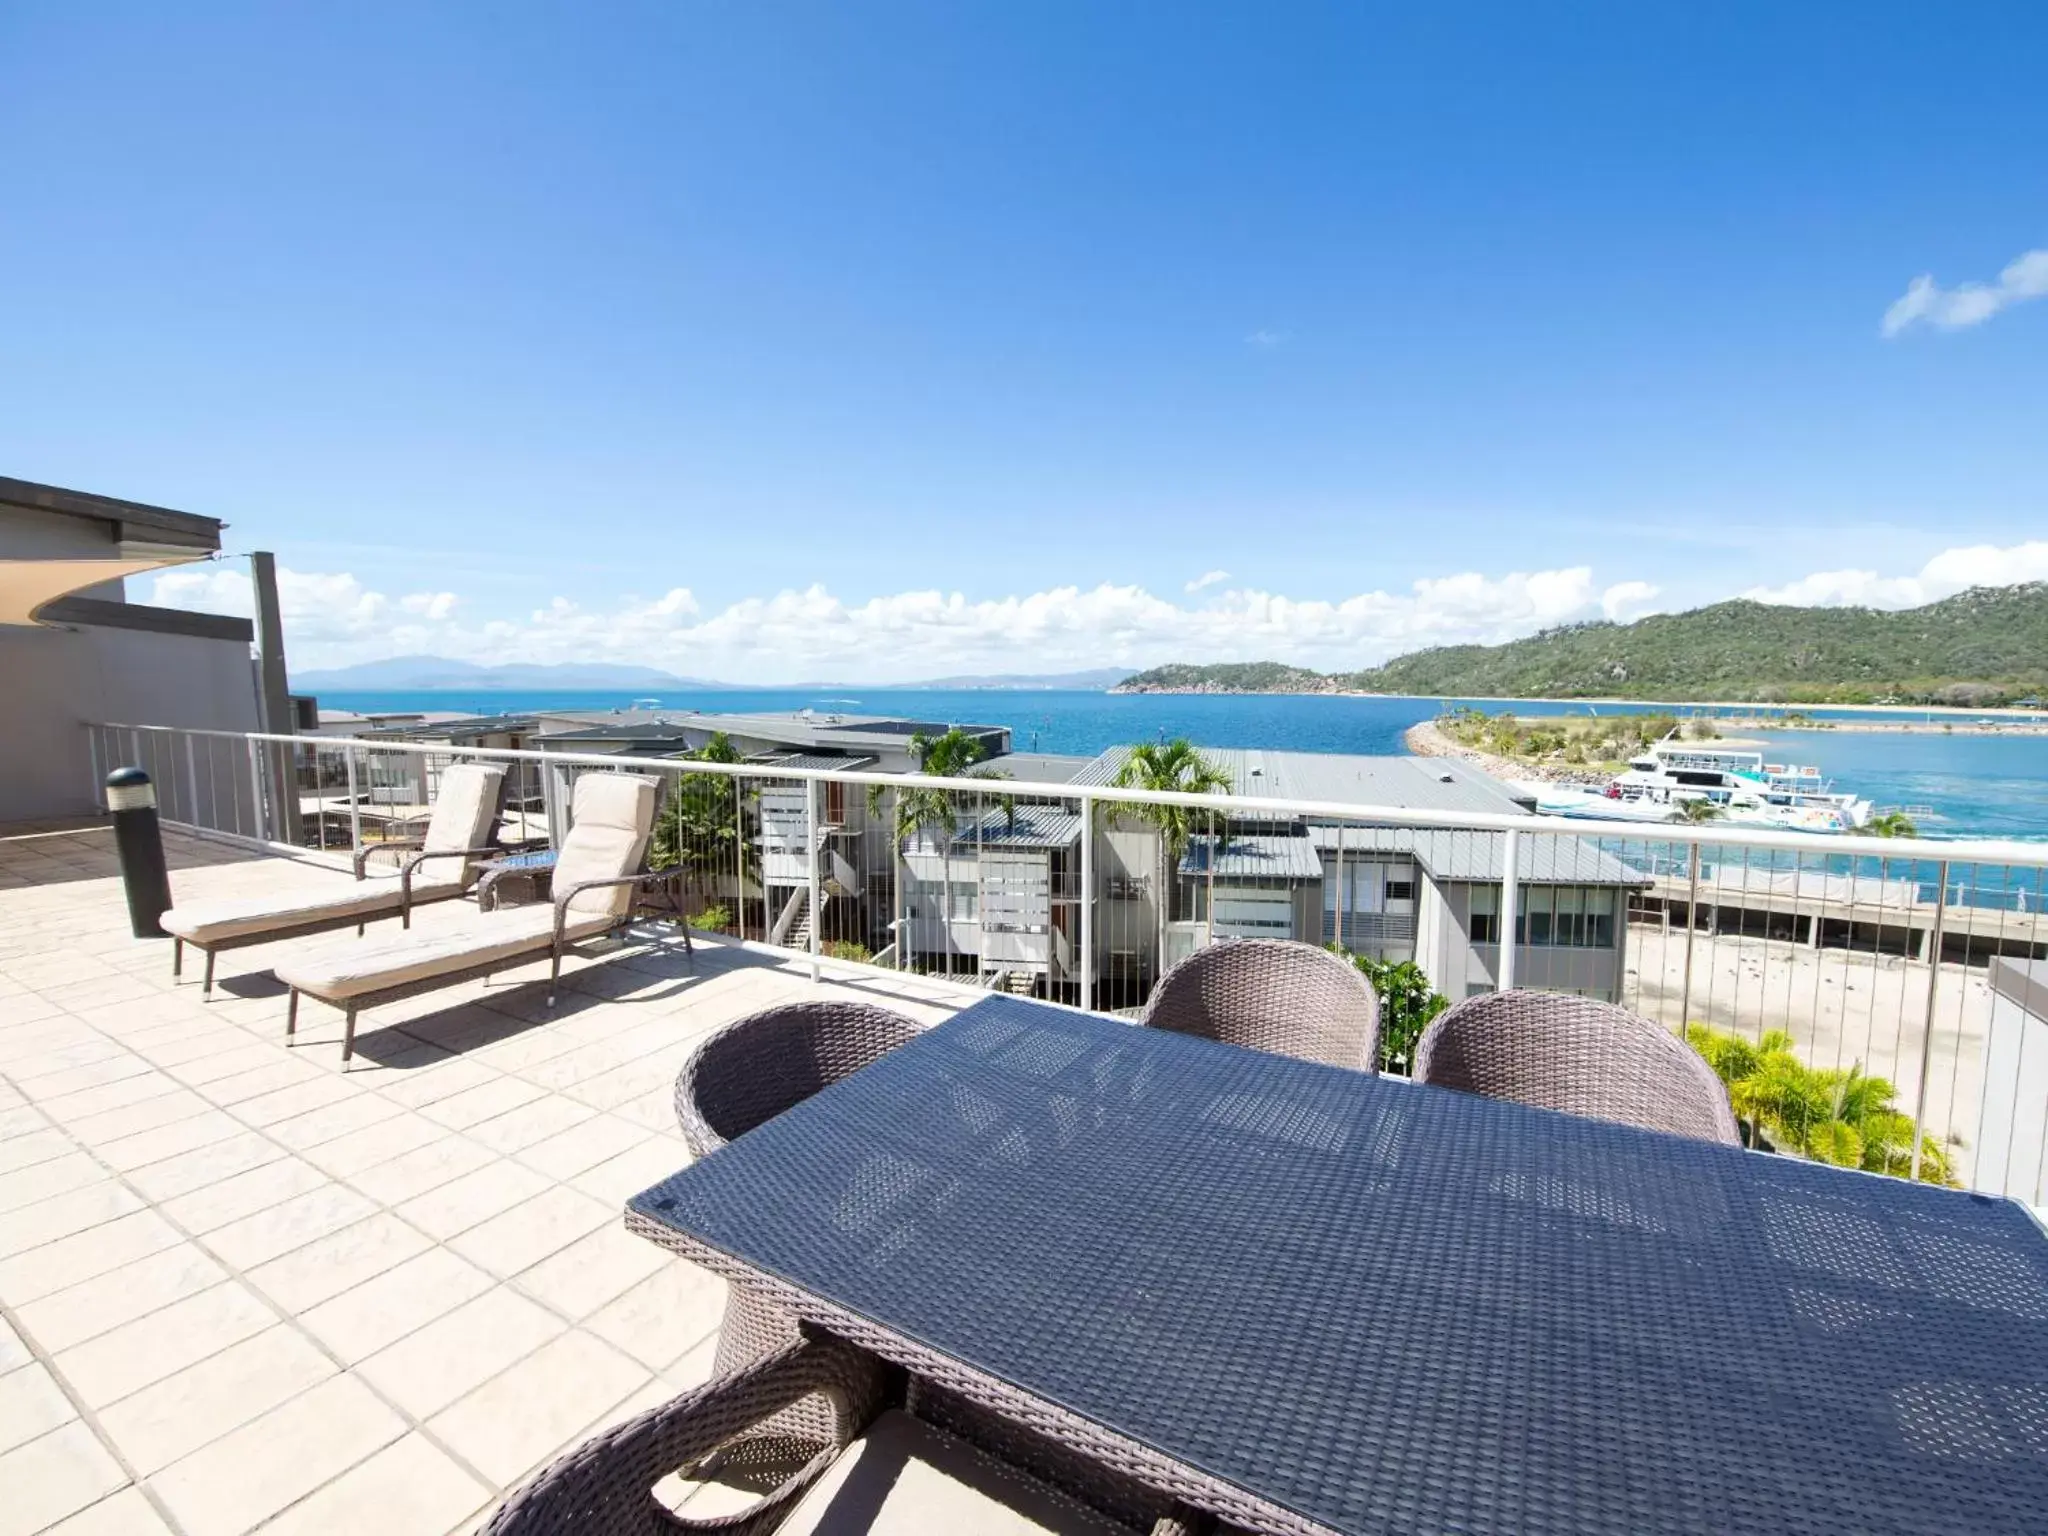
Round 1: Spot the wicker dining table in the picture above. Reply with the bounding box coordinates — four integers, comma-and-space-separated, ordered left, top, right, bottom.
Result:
626, 994, 2048, 1535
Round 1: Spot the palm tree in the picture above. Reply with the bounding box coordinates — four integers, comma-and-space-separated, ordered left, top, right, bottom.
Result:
1868, 810, 1918, 838
1673, 796, 1724, 824
649, 733, 743, 917
1107, 739, 1232, 986
866, 727, 997, 974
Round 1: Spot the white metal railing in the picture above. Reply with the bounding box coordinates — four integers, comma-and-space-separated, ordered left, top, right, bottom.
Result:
83, 721, 2048, 1203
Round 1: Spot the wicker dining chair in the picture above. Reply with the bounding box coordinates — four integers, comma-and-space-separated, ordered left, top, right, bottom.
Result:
672, 1001, 925, 1484
1412, 988, 1742, 1146
1141, 939, 1381, 1072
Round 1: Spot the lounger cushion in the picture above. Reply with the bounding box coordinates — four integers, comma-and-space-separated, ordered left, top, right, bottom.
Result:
418, 763, 508, 878
163, 871, 432, 945
553, 774, 658, 917
273, 905, 614, 1001
777, 1411, 1127, 1536
162, 763, 504, 947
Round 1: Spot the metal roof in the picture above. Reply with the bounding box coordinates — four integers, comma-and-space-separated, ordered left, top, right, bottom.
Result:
1069, 747, 1535, 816
983, 752, 1095, 785
1307, 825, 1649, 887
907, 803, 1084, 851
534, 709, 1009, 756
748, 751, 880, 772
1179, 835, 1326, 882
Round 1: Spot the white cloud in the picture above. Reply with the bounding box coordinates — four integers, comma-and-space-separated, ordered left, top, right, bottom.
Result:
1744, 540, 2048, 609
1882, 247, 2048, 336
1245, 328, 1290, 349
152, 561, 1623, 681
1185, 569, 1231, 593
1599, 580, 1663, 622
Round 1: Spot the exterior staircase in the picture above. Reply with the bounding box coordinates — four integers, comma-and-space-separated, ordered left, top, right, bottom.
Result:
787, 900, 814, 952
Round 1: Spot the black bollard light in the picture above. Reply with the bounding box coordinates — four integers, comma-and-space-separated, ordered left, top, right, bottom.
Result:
106, 767, 172, 938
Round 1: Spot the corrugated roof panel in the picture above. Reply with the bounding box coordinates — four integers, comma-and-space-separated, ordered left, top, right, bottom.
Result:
1305, 826, 1648, 886
1070, 746, 1531, 816
1178, 834, 1326, 881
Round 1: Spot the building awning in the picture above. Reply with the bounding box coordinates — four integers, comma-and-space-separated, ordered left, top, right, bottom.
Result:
0, 555, 208, 627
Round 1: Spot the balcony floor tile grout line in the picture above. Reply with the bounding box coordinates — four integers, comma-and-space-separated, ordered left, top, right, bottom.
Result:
0, 967, 729, 1530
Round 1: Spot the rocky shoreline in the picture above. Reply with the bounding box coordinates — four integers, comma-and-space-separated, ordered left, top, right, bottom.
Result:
1402, 719, 1588, 784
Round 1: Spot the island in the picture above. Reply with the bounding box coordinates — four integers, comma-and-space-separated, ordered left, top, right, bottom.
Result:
1113, 583, 2048, 709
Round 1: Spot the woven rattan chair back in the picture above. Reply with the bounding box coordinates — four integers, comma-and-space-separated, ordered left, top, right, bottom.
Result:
675, 1000, 924, 1158
1141, 938, 1381, 1071
1414, 988, 1742, 1145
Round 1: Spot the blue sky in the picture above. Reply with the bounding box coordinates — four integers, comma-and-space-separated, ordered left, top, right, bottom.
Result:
3, 3, 2044, 679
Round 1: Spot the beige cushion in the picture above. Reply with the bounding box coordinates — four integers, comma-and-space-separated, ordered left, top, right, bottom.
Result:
162, 764, 501, 946
273, 904, 614, 1001
553, 773, 657, 917
162, 872, 420, 945
778, 1412, 1128, 1536
418, 763, 508, 878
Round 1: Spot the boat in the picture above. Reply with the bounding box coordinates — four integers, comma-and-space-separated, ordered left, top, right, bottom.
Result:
1518, 740, 1874, 832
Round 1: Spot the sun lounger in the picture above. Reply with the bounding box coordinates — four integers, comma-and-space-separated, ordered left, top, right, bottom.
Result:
273, 772, 678, 1063
162, 762, 508, 994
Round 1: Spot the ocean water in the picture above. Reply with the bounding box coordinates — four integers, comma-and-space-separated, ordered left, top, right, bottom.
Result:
317, 688, 2048, 840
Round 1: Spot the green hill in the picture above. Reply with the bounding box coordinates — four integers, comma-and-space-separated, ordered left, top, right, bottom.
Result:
1116, 584, 2048, 705
1113, 661, 1336, 694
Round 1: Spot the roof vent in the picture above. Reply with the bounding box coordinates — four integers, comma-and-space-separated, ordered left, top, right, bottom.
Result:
1439, 772, 1455, 783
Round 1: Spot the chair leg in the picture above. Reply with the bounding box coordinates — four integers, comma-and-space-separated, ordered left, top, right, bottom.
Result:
356, 921, 365, 937
202, 950, 216, 997
285, 989, 299, 1041
547, 943, 561, 1008
172, 937, 183, 980
342, 1005, 358, 1066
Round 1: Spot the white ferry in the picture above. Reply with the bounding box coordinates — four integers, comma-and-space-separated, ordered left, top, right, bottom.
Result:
1516, 741, 1873, 833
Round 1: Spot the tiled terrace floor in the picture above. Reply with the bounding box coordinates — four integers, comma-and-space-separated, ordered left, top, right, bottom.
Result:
0, 824, 975, 1535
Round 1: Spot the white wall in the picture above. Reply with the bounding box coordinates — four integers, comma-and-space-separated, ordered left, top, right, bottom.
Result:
1975, 960, 2048, 1206
0, 622, 261, 823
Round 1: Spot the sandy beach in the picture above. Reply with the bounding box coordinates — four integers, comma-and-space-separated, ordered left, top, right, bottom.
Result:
1619, 920, 1988, 1177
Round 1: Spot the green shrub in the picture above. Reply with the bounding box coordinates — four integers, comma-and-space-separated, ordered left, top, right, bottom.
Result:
1686, 1023, 1955, 1184
1330, 950, 1448, 1075
684, 903, 731, 932
825, 939, 872, 963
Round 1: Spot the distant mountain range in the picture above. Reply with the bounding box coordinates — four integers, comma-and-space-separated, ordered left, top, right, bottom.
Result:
291, 657, 730, 691
294, 656, 1136, 692
1114, 585, 2048, 706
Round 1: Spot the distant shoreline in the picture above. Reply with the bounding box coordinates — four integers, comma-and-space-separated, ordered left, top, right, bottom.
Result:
1113, 685, 2048, 731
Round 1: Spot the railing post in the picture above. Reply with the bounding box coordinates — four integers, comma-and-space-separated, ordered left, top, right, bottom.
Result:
1498, 827, 1520, 992
1334, 823, 1345, 953
734, 774, 747, 944
247, 737, 269, 843
343, 744, 362, 858
1680, 844, 1700, 1030
87, 726, 102, 812
806, 776, 822, 985
1079, 792, 1094, 1012
1910, 858, 1951, 1182
184, 733, 200, 827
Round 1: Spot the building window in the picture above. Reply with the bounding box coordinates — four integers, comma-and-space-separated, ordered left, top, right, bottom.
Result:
1467, 884, 1499, 945
1515, 886, 1616, 948
1386, 879, 1415, 903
